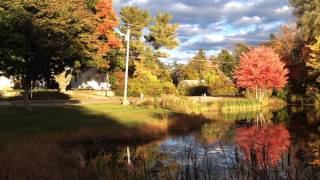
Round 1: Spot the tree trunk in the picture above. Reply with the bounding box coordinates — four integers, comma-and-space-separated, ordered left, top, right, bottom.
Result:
23, 78, 32, 111
54, 69, 73, 92
256, 87, 264, 103
255, 86, 258, 100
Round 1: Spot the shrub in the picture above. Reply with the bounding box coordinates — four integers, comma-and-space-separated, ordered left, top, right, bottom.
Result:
208, 83, 237, 96
129, 78, 162, 97
110, 71, 125, 96
162, 81, 178, 95
288, 94, 305, 104
110, 70, 177, 97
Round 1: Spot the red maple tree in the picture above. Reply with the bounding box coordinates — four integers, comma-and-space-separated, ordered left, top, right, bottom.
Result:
96, 0, 122, 58
234, 46, 288, 101
235, 124, 290, 167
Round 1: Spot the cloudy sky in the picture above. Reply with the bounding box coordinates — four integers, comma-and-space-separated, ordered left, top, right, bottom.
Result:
114, 0, 295, 64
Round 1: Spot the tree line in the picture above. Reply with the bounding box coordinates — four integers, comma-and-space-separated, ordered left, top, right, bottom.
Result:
0, 0, 319, 104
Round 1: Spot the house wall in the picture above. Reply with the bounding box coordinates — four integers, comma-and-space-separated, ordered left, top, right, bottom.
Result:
70, 69, 111, 90
0, 76, 14, 91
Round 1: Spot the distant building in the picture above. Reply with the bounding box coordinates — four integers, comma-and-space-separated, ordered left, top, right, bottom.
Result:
70, 68, 111, 90
0, 75, 14, 91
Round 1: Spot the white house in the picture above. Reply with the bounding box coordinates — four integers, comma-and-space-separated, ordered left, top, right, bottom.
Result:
70, 68, 111, 90
0, 76, 14, 91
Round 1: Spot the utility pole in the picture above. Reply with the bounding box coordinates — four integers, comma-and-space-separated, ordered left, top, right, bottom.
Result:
123, 25, 130, 105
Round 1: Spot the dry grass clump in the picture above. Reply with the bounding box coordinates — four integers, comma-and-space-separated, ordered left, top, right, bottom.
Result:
0, 141, 89, 180
51, 122, 169, 145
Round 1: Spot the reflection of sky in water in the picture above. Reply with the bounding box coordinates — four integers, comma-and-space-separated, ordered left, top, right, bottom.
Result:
159, 134, 236, 171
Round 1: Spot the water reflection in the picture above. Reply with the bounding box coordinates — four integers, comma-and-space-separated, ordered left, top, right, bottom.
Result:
236, 124, 290, 167
83, 107, 320, 179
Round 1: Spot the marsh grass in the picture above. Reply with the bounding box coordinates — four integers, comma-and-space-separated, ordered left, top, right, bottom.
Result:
219, 98, 261, 113
138, 96, 267, 121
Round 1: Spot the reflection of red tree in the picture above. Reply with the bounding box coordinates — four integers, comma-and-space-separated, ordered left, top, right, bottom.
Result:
235, 124, 290, 167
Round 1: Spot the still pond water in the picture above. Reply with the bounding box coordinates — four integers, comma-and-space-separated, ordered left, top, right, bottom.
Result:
86, 106, 320, 179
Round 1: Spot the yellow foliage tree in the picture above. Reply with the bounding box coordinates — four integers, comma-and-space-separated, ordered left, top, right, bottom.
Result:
307, 36, 320, 82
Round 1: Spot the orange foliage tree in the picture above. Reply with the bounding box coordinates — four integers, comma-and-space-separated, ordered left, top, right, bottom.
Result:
273, 25, 297, 64
96, 0, 122, 68
234, 46, 288, 101
235, 124, 290, 168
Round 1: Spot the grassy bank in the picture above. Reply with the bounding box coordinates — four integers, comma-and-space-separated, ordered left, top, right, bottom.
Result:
0, 103, 209, 144
0, 104, 208, 180
0, 100, 284, 179
139, 96, 270, 118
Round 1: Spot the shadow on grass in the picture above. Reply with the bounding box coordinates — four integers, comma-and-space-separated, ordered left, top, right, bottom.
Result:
0, 105, 171, 144
0, 91, 72, 101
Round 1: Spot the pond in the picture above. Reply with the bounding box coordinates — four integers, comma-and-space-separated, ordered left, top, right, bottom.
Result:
78, 106, 320, 179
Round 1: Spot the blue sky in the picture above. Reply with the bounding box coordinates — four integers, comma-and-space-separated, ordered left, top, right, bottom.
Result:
114, 0, 295, 64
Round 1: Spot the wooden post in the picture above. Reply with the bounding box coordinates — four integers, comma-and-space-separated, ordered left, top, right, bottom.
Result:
127, 146, 131, 165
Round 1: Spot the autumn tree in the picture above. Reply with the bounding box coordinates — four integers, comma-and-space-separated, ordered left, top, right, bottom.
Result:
0, 0, 99, 106
171, 62, 186, 85
119, 6, 151, 72
0, 0, 123, 106
175, 49, 233, 84
307, 36, 320, 83
217, 49, 235, 80
272, 25, 297, 63
110, 6, 179, 96
234, 46, 288, 102
289, 0, 320, 92
95, 0, 122, 68
120, 6, 151, 40
29, 0, 103, 91
86, 0, 98, 10
145, 13, 179, 51
233, 43, 251, 64
290, 0, 320, 42
171, 49, 236, 95
269, 25, 309, 94
187, 49, 208, 80
171, 50, 207, 85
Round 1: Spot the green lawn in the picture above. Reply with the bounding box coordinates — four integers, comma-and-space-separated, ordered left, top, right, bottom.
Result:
0, 104, 169, 142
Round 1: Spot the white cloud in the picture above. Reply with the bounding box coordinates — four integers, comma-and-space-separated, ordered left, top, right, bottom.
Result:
223, 1, 255, 10
275, 5, 291, 14
178, 24, 204, 36
126, 0, 148, 5
170, 2, 193, 12
203, 34, 225, 42
114, 0, 294, 63
238, 16, 262, 24
224, 2, 244, 9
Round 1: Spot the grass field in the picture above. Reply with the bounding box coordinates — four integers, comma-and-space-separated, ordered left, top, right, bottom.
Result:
0, 104, 172, 143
